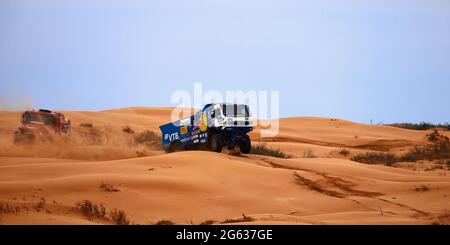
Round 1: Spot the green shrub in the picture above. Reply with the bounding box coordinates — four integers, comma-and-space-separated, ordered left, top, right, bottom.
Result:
110, 208, 130, 225
76, 200, 106, 218
426, 130, 449, 142
400, 147, 424, 162
122, 125, 134, 134
0, 203, 13, 214
221, 214, 255, 224
351, 152, 397, 165
353, 141, 450, 165
415, 185, 430, 192
302, 149, 316, 158
35, 197, 46, 210
339, 148, 350, 156
387, 122, 450, 131
154, 219, 174, 225
199, 220, 215, 225
400, 141, 450, 162
250, 142, 291, 158
99, 182, 120, 192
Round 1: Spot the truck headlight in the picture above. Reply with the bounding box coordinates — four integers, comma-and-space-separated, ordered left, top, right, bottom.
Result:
227, 118, 233, 125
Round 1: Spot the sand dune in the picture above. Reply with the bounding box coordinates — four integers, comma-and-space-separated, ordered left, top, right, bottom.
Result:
0, 108, 449, 224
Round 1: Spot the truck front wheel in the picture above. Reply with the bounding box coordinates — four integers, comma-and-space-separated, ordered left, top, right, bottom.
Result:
209, 133, 223, 153
240, 135, 251, 154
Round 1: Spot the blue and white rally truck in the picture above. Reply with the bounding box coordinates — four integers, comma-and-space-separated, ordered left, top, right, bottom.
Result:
159, 103, 253, 153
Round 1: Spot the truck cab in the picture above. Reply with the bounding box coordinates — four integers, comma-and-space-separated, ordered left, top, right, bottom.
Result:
14, 109, 71, 144
160, 103, 253, 153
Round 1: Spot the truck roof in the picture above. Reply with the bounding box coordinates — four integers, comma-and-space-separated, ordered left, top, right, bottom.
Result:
202, 103, 249, 110
24, 109, 65, 118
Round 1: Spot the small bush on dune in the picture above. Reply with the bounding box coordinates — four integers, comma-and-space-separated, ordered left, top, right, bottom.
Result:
76, 200, 106, 219
302, 149, 316, 158
400, 141, 450, 162
339, 148, 350, 156
436, 159, 450, 167
388, 122, 450, 131
199, 220, 215, 225
110, 208, 130, 225
351, 152, 397, 166
250, 142, 291, 158
122, 125, 134, 134
75, 200, 132, 224
351, 137, 450, 165
154, 219, 175, 225
221, 214, 255, 224
426, 165, 444, 171
0, 203, 22, 215
426, 130, 440, 142
35, 197, 46, 210
0, 203, 13, 214
400, 147, 424, 162
353, 139, 450, 166
432, 209, 450, 225
438, 209, 450, 220
415, 185, 430, 192
426, 130, 449, 142
80, 123, 93, 128
99, 182, 120, 192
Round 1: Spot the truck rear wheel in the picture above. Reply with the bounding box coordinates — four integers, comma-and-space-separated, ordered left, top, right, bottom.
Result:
240, 135, 251, 154
167, 141, 182, 153
209, 133, 223, 153
162, 144, 171, 153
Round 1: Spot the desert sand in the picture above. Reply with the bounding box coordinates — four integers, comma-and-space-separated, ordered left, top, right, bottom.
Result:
0, 107, 449, 224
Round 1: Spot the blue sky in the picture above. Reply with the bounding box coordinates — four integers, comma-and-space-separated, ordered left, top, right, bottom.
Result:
1, 0, 449, 123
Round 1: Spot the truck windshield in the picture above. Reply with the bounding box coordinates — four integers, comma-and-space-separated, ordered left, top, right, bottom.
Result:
23, 112, 56, 126
221, 104, 250, 117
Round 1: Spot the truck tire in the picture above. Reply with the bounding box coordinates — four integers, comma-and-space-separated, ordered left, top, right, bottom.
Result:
162, 144, 171, 153
168, 141, 182, 153
240, 135, 251, 154
209, 133, 223, 153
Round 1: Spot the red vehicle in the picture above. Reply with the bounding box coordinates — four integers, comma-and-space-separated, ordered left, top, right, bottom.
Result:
14, 109, 71, 143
